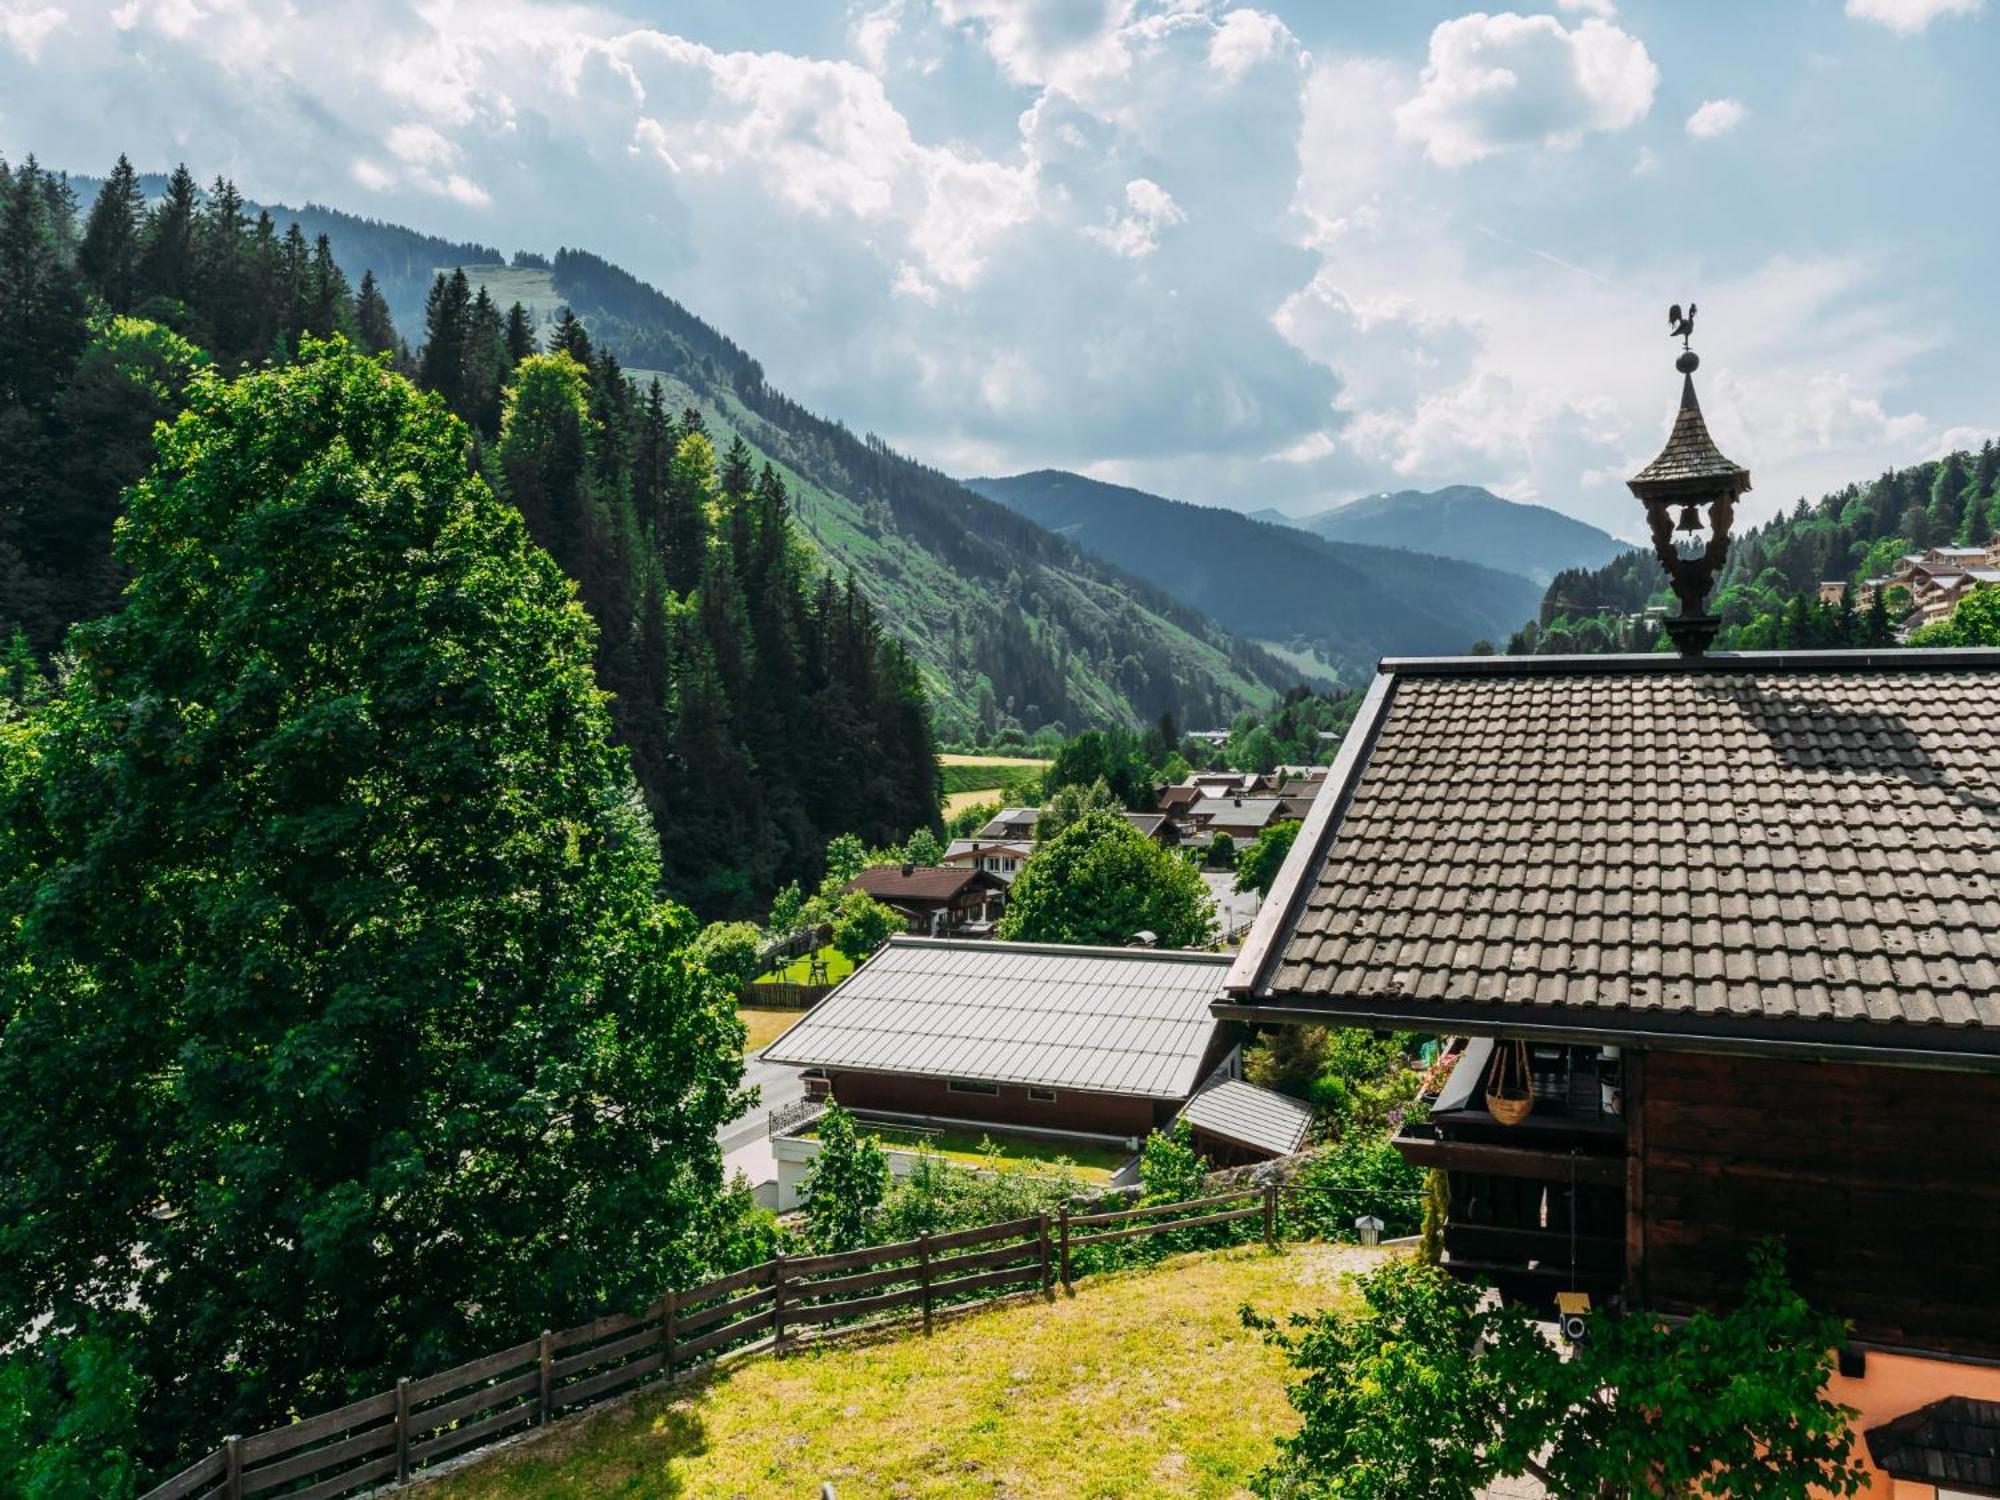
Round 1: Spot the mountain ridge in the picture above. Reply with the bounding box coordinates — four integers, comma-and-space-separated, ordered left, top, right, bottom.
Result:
1268, 484, 1628, 585
965, 469, 1546, 681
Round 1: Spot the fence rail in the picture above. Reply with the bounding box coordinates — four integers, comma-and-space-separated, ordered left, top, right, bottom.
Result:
140, 1183, 1287, 1500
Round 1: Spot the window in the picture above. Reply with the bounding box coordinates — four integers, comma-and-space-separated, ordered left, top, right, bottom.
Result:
1028, 1087, 1057, 1102
947, 1079, 999, 1096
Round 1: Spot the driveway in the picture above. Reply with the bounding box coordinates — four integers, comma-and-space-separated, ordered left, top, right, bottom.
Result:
718, 1047, 807, 1200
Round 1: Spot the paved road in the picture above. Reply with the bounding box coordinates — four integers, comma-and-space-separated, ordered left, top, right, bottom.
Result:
720, 1053, 806, 1154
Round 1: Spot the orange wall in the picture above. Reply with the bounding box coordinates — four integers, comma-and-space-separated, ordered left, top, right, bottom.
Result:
1827, 1349, 2000, 1498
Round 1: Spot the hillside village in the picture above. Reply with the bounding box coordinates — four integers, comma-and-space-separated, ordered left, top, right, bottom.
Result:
10, 5, 2000, 1497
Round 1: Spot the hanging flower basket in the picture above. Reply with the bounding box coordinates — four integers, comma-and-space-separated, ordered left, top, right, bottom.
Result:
1484, 1039, 1534, 1126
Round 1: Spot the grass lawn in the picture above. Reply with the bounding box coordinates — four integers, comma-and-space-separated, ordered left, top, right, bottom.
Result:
942, 787, 1009, 819
754, 944, 856, 988
737, 1007, 801, 1055
802, 1120, 1130, 1182
939, 752, 1053, 767
425, 1242, 1379, 1499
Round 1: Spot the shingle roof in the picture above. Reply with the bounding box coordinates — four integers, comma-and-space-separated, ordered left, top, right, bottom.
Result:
763, 937, 1232, 1097
1227, 652, 2000, 1061
1866, 1397, 2000, 1492
1629, 375, 1750, 494
847, 865, 1000, 902
1177, 1079, 1313, 1157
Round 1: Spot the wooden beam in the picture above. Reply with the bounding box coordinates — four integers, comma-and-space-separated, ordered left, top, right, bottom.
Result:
1392, 1133, 1624, 1188
1625, 1048, 1646, 1306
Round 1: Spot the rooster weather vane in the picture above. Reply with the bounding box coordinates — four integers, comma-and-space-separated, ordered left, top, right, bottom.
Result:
1668, 301, 1697, 350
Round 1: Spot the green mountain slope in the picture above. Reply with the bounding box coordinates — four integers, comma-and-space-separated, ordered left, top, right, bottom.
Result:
966, 470, 1545, 680
1277, 485, 1627, 585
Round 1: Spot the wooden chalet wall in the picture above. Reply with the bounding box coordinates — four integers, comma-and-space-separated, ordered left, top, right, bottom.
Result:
1635, 1052, 2000, 1357
826, 1071, 1165, 1138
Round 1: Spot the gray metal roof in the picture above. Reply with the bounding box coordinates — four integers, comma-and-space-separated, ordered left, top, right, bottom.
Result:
762, 936, 1231, 1098
1176, 1078, 1312, 1157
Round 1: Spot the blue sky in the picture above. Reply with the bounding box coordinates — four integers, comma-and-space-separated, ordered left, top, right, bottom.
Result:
3, 0, 1995, 537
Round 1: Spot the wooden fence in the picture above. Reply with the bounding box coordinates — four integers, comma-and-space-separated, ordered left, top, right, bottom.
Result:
139, 1185, 1278, 1500
739, 980, 835, 1010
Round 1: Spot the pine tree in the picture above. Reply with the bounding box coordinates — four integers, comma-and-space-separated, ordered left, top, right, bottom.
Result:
353, 270, 397, 355
417, 268, 472, 414
502, 300, 537, 363
76, 155, 145, 312
196, 176, 254, 363
300, 233, 354, 340
135, 164, 201, 313
550, 306, 592, 364
463, 285, 507, 434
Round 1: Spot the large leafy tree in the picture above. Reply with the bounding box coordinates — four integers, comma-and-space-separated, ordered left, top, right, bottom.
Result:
997, 809, 1214, 948
0, 341, 745, 1473
1246, 1246, 1869, 1500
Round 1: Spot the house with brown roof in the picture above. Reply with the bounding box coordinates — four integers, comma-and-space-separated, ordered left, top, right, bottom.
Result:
940, 838, 1034, 883
1219, 342, 2000, 1492
845, 864, 1008, 935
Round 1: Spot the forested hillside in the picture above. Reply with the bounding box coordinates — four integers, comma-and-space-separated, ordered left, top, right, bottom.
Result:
0, 154, 938, 915
51, 167, 1292, 746
967, 470, 1542, 681
1513, 445, 2000, 654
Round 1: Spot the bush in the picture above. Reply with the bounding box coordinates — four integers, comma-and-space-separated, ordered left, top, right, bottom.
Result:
831, 889, 900, 963
693, 920, 763, 993
1207, 832, 1236, 869
1286, 1136, 1426, 1242
874, 1146, 1086, 1242
997, 809, 1215, 948
801, 1105, 888, 1253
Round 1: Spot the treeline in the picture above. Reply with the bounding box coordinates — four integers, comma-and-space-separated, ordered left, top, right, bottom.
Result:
1514, 443, 2000, 655
0, 153, 939, 916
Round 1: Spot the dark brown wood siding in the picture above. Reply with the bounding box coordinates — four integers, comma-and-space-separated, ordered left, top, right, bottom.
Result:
1638, 1052, 2000, 1358
826, 1070, 1164, 1138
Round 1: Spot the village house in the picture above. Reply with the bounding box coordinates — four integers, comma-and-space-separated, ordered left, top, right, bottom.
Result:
973, 806, 1040, 842
940, 837, 1034, 883
844, 864, 1007, 936
1219, 347, 2000, 1497
1858, 539, 2000, 633
760, 938, 1307, 1206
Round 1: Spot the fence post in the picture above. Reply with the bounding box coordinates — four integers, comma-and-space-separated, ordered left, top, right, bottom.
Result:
394, 1377, 411, 1482
537, 1330, 554, 1424
772, 1255, 788, 1347
1058, 1204, 1073, 1295
1036, 1212, 1053, 1299
662, 1290, 678, 1382
1263, 1181, 1278, 1250
223, 1436, 242, 1500
918, 1232, 933, 1335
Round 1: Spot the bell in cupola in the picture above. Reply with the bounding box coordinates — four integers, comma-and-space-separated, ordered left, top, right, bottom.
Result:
1627, 307, 1751, 657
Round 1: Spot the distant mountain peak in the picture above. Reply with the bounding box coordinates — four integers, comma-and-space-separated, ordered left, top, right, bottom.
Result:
1280, 485, 1626, 586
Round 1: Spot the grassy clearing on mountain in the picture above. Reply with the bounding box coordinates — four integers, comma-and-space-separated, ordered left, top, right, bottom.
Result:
425, 1242, 1382, 1500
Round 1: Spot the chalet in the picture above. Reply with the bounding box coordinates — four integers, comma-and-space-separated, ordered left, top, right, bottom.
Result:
974, 807, 1040, 842
1175, 1077, 1312, 1166
1122, 811, 1175, 844
941, 838, 1033, 883
844, 864, 1008, 935
1188, 795, 1286, 842
1219, 341, 2000, 1493
762, 938, 1245, 1203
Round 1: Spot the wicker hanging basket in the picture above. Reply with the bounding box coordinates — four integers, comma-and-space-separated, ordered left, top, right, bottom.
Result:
1484, 1039, 1534, 1126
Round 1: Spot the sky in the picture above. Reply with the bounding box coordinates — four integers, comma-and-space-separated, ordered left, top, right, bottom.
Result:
4, 0, 1997, 538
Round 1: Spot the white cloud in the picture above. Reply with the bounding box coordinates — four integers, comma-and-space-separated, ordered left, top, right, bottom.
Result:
1085, 176, 1186, 256
0, 2, 63, 59
1556, 0, 1618, 14
1685, 97, 1747, 137
1845, 0, 1983, 33
1396, 12, 1658, 167
1631, 145, 1661, 175
850, 0, 904, 73
1208, 7, 1289, 81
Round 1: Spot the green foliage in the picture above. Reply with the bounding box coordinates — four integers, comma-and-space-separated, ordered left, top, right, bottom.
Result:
767, 880, 804, 937
1418, 1169, 1448, 1267
0, 342, 744, 1471
997, 809, 1215, 948
946, 798, 1003, 837
0, 1325, 144, 1500
1285, 1137, 1425, 1242
1247, 1245, 1869, 1500
1235, 820, 1300, 896
1208, 831, 1237, 869
1906, 585, 2000, 646
937, 762, 1045, 802
1038, 775, 1121, 839
1045, 727, 1158, 808
874, 1147, 1087, 1241
1139, 1120, 1210, 1204
831, 889, 900, 963
1243, 1025, 1417, 1135
801, 1105, 889, 1253
693, 920, 764, 992
901, 826, 944, 866
824, 831, 868, 884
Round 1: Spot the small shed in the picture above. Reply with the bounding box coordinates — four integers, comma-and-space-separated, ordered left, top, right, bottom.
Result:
1176, 1078, 1312, 1165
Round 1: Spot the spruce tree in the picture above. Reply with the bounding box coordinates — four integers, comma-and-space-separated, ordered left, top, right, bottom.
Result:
417, 268, 472, 413
502, 300, 537, 363
76, 154, 145, 312
353, 270, 397, 355
135, 164, 200, 313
